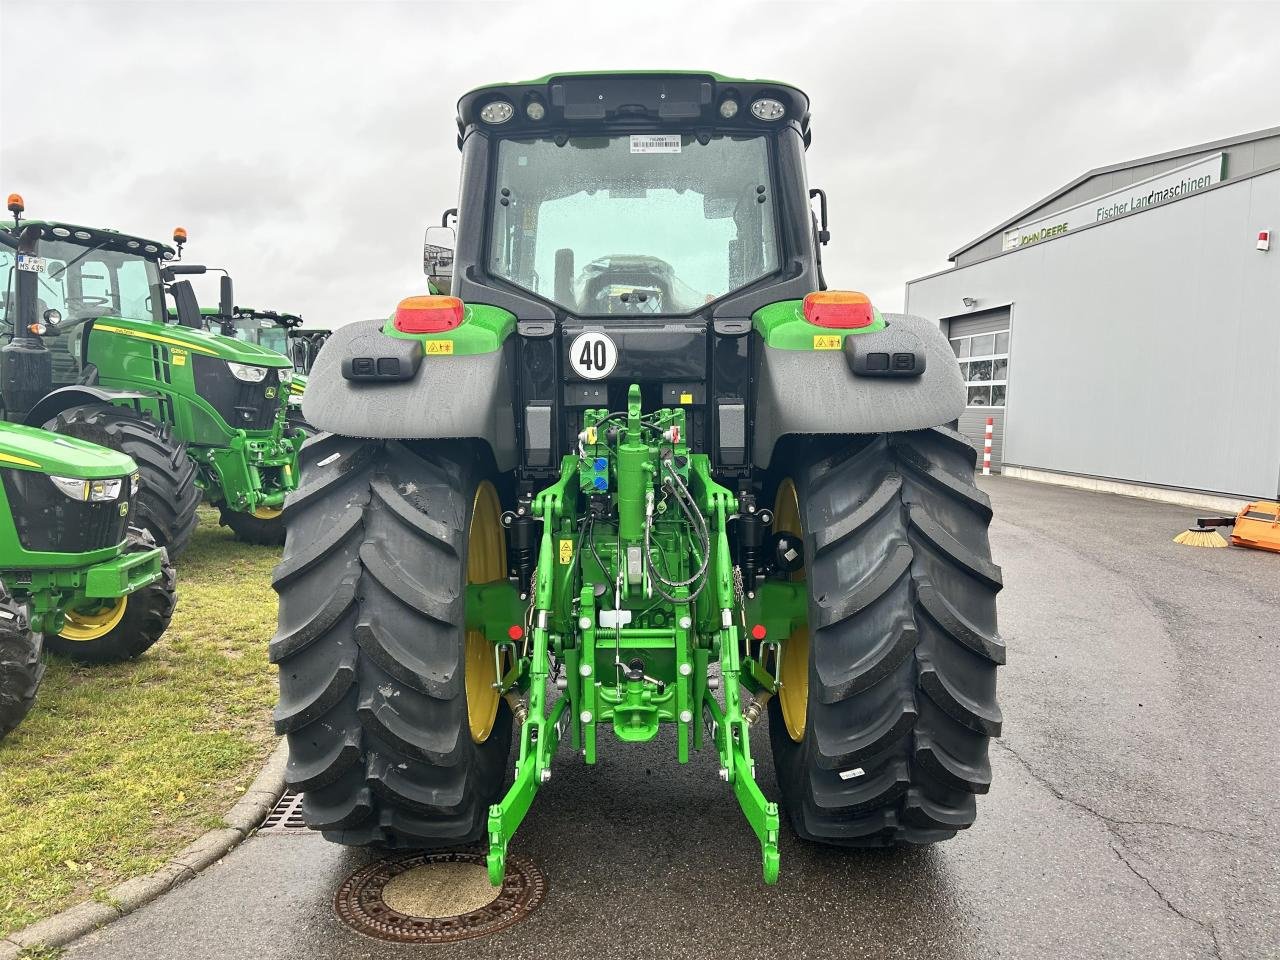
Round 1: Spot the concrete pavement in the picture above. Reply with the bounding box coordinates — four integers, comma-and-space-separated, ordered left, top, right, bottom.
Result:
66, 477, 1279, 960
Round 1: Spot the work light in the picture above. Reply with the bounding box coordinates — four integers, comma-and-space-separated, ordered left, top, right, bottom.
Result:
750, 97, 785, 121
480, 101, 514, 124
719, 97, 739, 119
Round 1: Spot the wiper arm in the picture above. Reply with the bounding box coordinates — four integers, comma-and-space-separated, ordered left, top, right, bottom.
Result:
49, 239, 107, 281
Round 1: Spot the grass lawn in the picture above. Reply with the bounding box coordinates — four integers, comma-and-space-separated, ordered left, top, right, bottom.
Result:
0, 508, 280, 937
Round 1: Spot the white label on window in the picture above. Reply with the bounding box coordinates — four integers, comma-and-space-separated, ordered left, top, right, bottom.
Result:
568, 330, 618, 381
630, 134, 681, 154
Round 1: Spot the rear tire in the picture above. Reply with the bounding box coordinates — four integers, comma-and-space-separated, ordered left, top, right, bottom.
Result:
273, 435, 512, 847
45, 528, 178, 664
45, 404, 201, 557
0, 585, 41, 741
767, 426, 1004, 845
219, 506, 286, 546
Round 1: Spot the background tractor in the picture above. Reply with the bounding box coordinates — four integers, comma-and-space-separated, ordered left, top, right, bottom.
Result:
276, 72, 1003, 884
0, 201, 302, 548
202, 305, 312, 434
0, 420, 175, 740
286, 327, 330, 375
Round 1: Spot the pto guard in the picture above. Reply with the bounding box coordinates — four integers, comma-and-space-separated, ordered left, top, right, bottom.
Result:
301, 318, 518, 471
753, 312, 966, 468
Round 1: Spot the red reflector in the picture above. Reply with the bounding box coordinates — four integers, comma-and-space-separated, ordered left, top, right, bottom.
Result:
507, 625, 524, 641
803, 291, 875, 329
393, 295, 464, 334
751, 624, 767, 641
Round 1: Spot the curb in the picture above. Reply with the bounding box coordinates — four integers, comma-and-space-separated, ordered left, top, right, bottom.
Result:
1, 738, 289, 958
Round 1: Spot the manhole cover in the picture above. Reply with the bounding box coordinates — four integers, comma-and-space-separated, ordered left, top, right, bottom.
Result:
334, 851, 546, 943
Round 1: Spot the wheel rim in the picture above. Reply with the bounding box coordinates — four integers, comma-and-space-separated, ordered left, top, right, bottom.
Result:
253, 506, 283, 520
465, 481, 506, 743
773, 479, 809, 742
60, 597, 127, 642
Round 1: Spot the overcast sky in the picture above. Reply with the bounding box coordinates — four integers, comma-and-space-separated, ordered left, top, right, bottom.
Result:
2, 0, 1277, 326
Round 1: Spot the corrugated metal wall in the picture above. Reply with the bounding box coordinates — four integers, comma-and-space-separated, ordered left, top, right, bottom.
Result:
906, 168, 1280, 500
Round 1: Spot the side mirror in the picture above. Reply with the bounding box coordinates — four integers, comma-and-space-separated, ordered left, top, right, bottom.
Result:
809, 188, 830, 246
162, 263, 207, 281
424, 224, 456, 295
219, 275, 234, 318
171, 279, 202, 328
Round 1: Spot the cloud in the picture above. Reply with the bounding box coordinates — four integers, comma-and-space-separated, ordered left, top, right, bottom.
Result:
2, 0, 1277, 322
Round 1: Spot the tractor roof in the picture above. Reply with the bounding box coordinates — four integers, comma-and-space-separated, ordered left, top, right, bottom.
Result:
0, 220, 176, 259
233, 307, 303, 326
457, 71, 810, 141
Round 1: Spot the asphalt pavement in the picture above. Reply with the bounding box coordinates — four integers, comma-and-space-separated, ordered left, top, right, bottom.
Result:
67, 476, 1279, 960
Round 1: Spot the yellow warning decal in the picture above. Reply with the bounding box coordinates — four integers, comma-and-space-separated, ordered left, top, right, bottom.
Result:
558, 539, 574, 564
813, 335, 842, 350
679, 392, 694, 404
171, 350, 187, 366
425, 340, 454, 355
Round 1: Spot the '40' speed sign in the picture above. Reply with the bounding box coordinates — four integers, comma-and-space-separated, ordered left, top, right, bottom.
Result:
568, 331, 618, 380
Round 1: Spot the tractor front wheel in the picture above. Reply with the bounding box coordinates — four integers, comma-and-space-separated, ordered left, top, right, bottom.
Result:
219, 505, 286, 546
0, 585, 41, 741
767, 426, 1004, 845
45, 528, 178, 664
272, 435, 512, 847
45, 404, 201, 557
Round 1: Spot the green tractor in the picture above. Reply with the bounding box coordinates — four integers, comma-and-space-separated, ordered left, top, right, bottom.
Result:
285, 327, 330, 376
0, 200, 303, 548
0, 420, 176, 740
199, 305, 312, 434
274, 73, 1004, 885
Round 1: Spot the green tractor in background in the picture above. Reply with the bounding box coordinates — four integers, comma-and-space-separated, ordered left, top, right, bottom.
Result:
285, 327, 330, 376
0, 419, 175, 740
0, 198, 302, 547
202, 305, 312, 434
276, 73, 1004, 885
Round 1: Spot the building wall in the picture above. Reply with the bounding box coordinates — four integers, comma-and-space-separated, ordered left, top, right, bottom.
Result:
954, 131, 1280, 267
907, 168, 1280, 499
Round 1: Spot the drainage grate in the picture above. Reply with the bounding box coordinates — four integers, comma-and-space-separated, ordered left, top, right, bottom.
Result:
258, 788, 308, 833
334, 851, 546, 944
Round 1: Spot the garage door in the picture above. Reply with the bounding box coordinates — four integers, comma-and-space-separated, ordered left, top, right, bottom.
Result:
946, 309, 1010, 472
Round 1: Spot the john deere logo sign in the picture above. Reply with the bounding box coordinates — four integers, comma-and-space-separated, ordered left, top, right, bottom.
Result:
1001, 153, 1224, 252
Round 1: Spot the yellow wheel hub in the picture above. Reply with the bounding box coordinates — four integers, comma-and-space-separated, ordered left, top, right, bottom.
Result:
774, 479, 810, 742
465, 481, 506, 744
253, 506, 283, 520
60, 597, 127, 642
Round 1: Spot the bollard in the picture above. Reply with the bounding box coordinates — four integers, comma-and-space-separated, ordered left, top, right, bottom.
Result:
983, 417, 993, 476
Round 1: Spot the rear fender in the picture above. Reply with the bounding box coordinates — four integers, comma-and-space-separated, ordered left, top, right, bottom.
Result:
753, 312, 965, 468
301, 319, 517, 472
25, 385, 153, 429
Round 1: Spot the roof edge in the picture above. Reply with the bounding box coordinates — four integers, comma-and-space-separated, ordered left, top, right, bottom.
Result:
948, 123, 1280, 261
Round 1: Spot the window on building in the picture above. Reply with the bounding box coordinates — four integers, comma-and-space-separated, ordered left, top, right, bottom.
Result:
950, 328, 1009, 408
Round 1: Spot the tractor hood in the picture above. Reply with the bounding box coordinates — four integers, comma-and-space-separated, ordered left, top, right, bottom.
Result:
91, 316, 293, 368
0, 422, 138, 478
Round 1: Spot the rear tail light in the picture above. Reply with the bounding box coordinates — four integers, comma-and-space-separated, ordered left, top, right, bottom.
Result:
803, 291, 876, 329
393, 295, 464, 334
